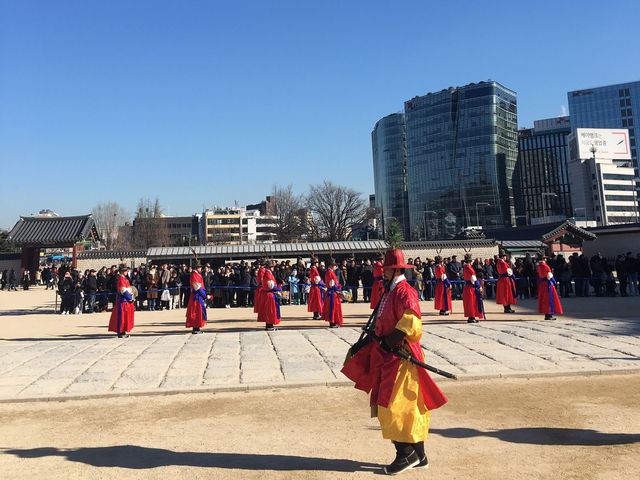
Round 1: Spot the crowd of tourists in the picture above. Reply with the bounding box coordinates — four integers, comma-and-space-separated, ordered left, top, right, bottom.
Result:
3, 250, 639, 315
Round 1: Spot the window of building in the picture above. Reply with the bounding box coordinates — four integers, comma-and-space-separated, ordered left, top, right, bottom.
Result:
625, 88, 630, 96
628, 109, 633, 116
605, 194, 635, 201
619, 89, 625, 97
603, 173, 633, 180
621, 99, 626, 107
604, 183, 634, 191
607, 205, 638, 212
629, 118, 634, 126
622, 109, 627, 117
627, 98, 632, 106
623, 119, 628, 126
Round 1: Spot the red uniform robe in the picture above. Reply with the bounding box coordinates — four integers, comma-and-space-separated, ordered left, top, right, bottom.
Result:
258, 269, 281, 325
538, 262, 563, 315
307, 266, 323, 314
369, 261, 384, 309
463, 264, 484, 319
322, 268, 343, 325
342, 278, 447, 411
496, 259, 517, 306
186, 270, 207, 328
434, 264, 452, 312
253, 267, 265, 314
108, 275, 135, 334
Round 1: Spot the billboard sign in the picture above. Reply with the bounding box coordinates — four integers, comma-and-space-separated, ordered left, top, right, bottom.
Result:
572, 128, 631, 160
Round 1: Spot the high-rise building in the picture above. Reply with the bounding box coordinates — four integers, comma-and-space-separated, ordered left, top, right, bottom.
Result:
568, 81, 640, 172
371, 113, 410, 239
404, 81, 518, 239
568, 128, 639, 226
515, 117, 572, 225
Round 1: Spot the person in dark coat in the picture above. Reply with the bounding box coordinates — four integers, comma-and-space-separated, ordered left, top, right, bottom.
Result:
84, 270, 98, 313
59, 272, 74, 314
361, 258, 374, 303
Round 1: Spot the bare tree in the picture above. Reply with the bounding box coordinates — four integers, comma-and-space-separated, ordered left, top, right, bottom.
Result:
132, 197, 170, 249
306, 181, 368, 241
270, 184, 307, 243
91, 202, 131, 250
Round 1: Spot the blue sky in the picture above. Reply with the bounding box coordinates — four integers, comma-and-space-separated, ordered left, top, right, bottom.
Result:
1, 0, 639, 229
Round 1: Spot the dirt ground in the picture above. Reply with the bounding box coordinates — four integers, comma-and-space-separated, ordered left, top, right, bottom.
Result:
1, 374, 639, 479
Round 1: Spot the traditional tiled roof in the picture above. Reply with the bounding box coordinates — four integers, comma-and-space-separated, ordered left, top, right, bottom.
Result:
147, 241, 390, 260
586, 222, 640, 235
541, 220, 596, 242
8, 215, 99, 247
403, 239, 496, 249
77, 249, 147, 260
147, 239, 498, 260
486, 220, 595, 243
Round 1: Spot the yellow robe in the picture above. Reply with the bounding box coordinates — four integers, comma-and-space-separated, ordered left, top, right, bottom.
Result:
376, 311, 431, 443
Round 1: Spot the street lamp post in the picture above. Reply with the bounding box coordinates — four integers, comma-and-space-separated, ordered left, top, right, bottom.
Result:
475, 202, 490, 227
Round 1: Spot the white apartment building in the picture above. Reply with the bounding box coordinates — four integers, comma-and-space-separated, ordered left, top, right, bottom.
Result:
200, 207, 277, 245
568, 128, 639, 226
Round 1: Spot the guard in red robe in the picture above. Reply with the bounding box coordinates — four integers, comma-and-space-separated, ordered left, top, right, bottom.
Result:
108, 266, 135, 338
341, 249, 447, 474
322, 258, 343, 328
434, 256, 452, 315
537, 255, 563, 320
186, 262, 207, 333
253, 262, 265, 314
369, 255, 384, 309
307, 258, 324, 319
496, 251, 517, 313
462, 254, 484, 323
258, 260, 282, 331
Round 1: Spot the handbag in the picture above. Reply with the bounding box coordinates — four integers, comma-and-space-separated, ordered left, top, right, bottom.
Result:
161, 289, 170, 301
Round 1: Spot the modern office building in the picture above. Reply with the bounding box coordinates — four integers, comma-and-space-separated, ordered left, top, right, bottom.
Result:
568, 81, 640, 172
404, 81, 518, 239
371, 113, 410, 239
515, 116, 572, 225
568, 128, 639, 226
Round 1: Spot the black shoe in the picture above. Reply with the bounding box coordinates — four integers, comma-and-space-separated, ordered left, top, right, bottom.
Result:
504, 308, 515, 313
467, 317, 478, 323
329, 323, 338, 328
117, 333, 130, 338
414, 455, 429, 469
266, 325, 275, 331
313, 313, 319, 319
192, 328, 203, 334
438, 311, 445, 316
383, 451, 420, 475
544, 314, 556, 321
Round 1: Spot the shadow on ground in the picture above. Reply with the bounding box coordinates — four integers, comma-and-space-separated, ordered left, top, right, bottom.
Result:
430, 427, 640, 446
2, 446, 379, 472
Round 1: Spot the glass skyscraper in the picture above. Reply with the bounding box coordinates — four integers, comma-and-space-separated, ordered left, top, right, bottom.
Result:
371, 113, 410, 239
515, 117, 572, 225
568, 81, 639, 172
405, 81, 518, 239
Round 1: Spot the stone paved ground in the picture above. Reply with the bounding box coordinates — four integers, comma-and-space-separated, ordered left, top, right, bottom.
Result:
1, 314, 639, 402
1, 287, 639, 401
